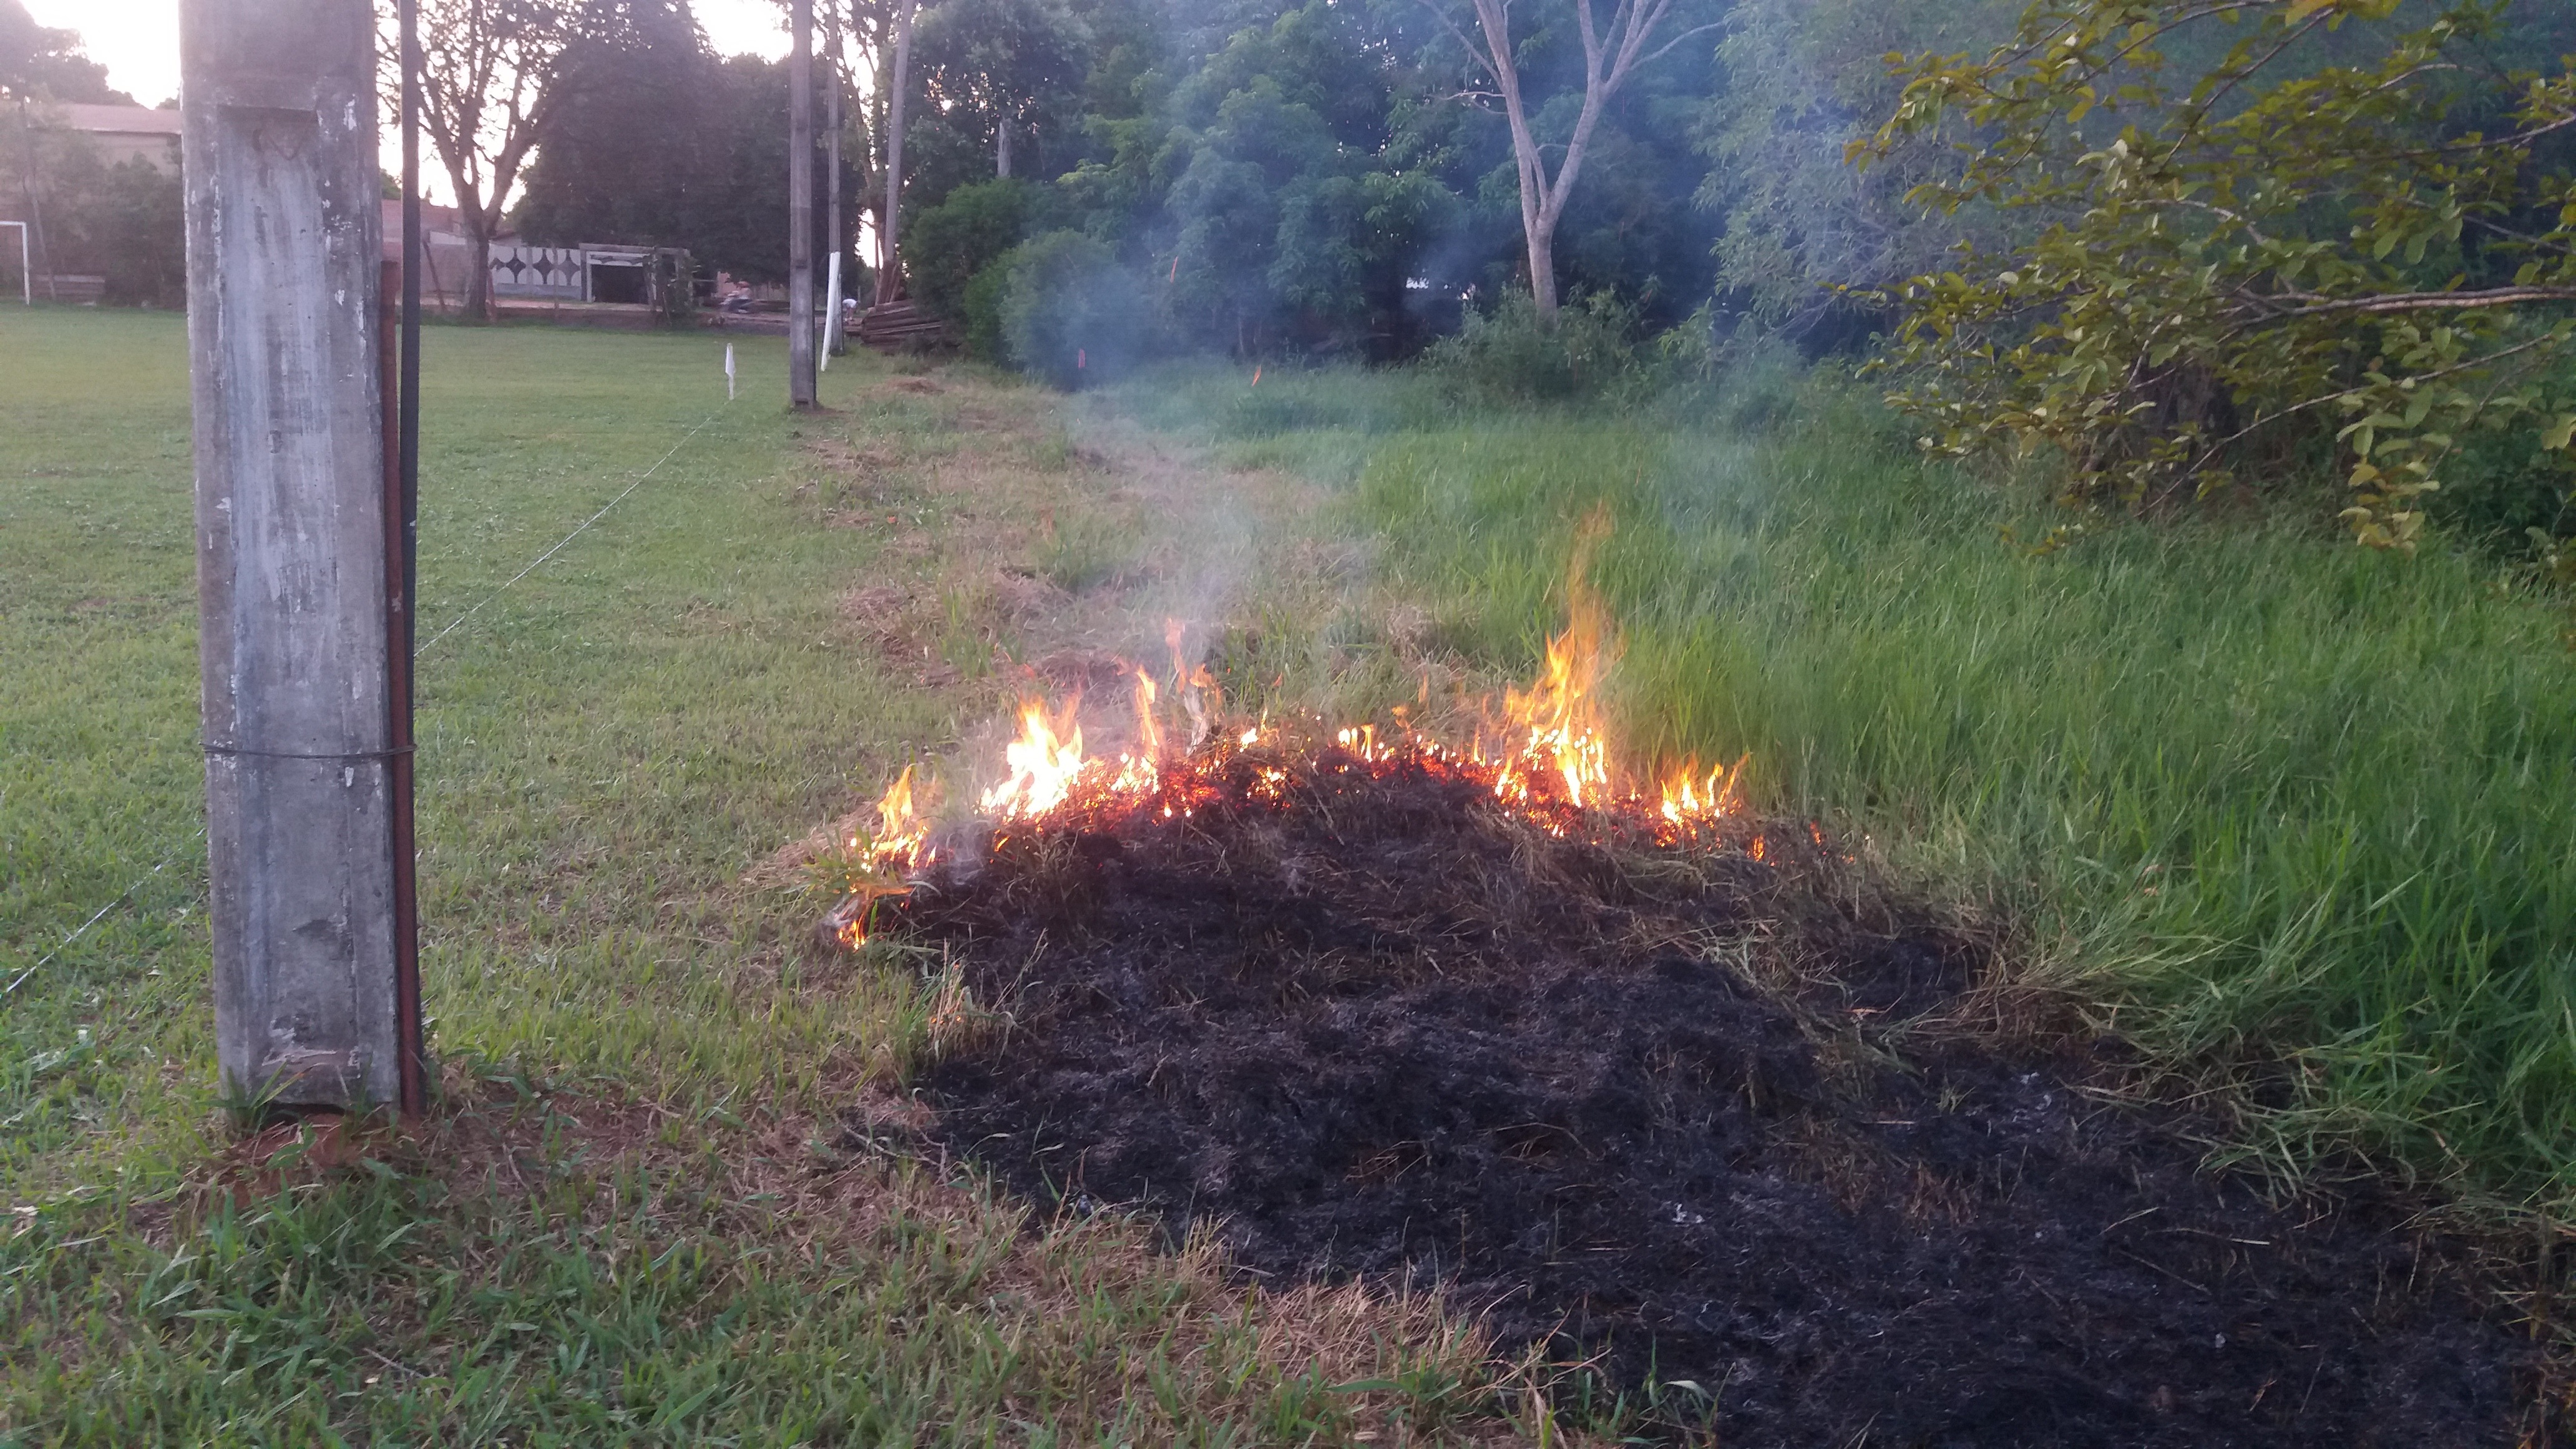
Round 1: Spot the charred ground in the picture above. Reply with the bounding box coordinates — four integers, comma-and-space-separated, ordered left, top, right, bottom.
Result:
862, 739, 2537, 1447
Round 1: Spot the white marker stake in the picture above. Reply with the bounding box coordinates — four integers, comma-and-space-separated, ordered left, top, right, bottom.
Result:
725, 343, 736, 400
820, 253, 841, 373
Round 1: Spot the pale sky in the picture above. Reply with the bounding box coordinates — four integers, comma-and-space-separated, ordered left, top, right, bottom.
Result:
22, 0, 794, 112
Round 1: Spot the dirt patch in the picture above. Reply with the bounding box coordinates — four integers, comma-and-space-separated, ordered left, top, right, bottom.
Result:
876, 740, 2537, 1447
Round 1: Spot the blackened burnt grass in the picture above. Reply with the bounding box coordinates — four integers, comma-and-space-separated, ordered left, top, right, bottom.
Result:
897, 733, 2530, 1447
0, 311, 1499, 1444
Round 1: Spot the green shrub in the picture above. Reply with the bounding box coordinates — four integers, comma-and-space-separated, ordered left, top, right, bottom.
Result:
907, 178, 1037, 332
961, 261, 1011, 362
1421, 292, 1641, 405
998, 231, 1151, 389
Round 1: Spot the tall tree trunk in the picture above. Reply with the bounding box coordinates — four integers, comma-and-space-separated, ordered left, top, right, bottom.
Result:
1437, 0, 1700, 324
996, 107, 1013, 178
789, 0, 816, 406
1526, 218, 1559, 319
455, 175, 493, 320
877, 0, 915, 306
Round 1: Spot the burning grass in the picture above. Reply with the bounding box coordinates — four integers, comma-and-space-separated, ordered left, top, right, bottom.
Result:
822, 578, 2547, 1443
824, 528, 1749, 953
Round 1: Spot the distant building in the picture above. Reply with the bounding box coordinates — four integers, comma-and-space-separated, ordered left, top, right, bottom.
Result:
48, 104, 183, 170
6, 105, 678, 314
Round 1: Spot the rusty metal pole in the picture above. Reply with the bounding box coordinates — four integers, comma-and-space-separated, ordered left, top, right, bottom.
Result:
788, 0, 817, 407
379, 256, 424, 1121
183, 0, 411, 1113
394, 0, 427, 1118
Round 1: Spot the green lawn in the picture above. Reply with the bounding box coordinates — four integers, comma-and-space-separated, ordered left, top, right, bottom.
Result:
0, 311, 1497, 1445
1113, 362, 2576, 1214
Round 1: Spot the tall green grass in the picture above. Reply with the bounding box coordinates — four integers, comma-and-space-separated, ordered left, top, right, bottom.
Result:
1121, 363, 2576, 1209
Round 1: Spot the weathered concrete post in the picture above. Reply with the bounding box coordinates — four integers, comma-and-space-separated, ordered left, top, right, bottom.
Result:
183, 0, 407, 1110
787, 0, 817, 407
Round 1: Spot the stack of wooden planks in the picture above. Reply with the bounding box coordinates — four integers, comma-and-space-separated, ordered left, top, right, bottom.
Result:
856, 300, 948, 349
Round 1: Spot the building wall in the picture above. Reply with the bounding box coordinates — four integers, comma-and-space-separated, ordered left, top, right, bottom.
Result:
52, 105, 184, 172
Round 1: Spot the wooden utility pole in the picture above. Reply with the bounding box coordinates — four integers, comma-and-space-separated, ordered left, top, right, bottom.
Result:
182, 0, 419, 1112
788, 0, 817, 407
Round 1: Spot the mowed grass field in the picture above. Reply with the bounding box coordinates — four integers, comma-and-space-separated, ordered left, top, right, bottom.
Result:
0, 311, 1497, 1445
1118, 364, 2576, 1216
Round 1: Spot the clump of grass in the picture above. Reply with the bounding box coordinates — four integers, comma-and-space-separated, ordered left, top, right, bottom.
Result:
1034, 508, 1131, 592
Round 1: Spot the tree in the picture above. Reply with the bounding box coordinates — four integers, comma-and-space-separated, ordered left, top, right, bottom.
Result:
1696, 0, 2022, 339
402, 0, 587, 318
906, 174, 1037, 329
914, 0, 1086, 180
515, 0, 713, 248
1417, 0, 1714, 322
522, 38, 849, 288
3, 0, 130, 295
0, 1, 126, 102
43, 147, 187, 305
876, 0, 919, 301
1865, 0, 2576, 550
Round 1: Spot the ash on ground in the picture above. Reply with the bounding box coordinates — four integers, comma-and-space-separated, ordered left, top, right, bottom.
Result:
856, 739, 2534, 1447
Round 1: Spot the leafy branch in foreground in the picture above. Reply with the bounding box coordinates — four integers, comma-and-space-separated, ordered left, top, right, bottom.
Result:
1858, 0, 2576, 550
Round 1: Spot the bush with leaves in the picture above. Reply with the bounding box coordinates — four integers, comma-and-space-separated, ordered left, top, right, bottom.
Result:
998, 229, 1151, 387
908, 177, 1039, 334
1423, 291, 1643, 404
1862, 0, 2576, 550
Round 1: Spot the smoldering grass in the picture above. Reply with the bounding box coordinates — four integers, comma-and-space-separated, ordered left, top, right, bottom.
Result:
1286, 369, 2576, 1214
1080, 354, 2576, 1213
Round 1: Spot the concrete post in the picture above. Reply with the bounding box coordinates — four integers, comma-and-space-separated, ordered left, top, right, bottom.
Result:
787, 0, 816, 407
182, 0, 406, 1110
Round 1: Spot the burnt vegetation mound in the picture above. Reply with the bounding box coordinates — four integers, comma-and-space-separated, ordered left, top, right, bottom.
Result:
866, 739, 2533, 1447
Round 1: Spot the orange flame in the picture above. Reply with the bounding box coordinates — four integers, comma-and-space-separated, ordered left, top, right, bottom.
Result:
981, 699, 1089, 820
837, 764, 937, 947
871, 765, 930, 867
830, 512, 1767, 950
1481, 507, 1619, 819
1131, 670, 1163, 762
1495, 585, 1612, 810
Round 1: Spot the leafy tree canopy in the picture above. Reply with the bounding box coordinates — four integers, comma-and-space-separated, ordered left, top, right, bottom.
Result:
1863, 0, 2576, 549
0, 0, 127, 103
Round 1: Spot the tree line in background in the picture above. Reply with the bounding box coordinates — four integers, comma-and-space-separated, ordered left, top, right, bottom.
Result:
5, 0, 2575, 549
0, 0, 185, 306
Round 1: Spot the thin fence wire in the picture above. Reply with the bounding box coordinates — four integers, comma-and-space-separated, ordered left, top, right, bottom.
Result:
4, 400, 734, 1002
417, 407, 726, 657
3, 837, 199, 998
